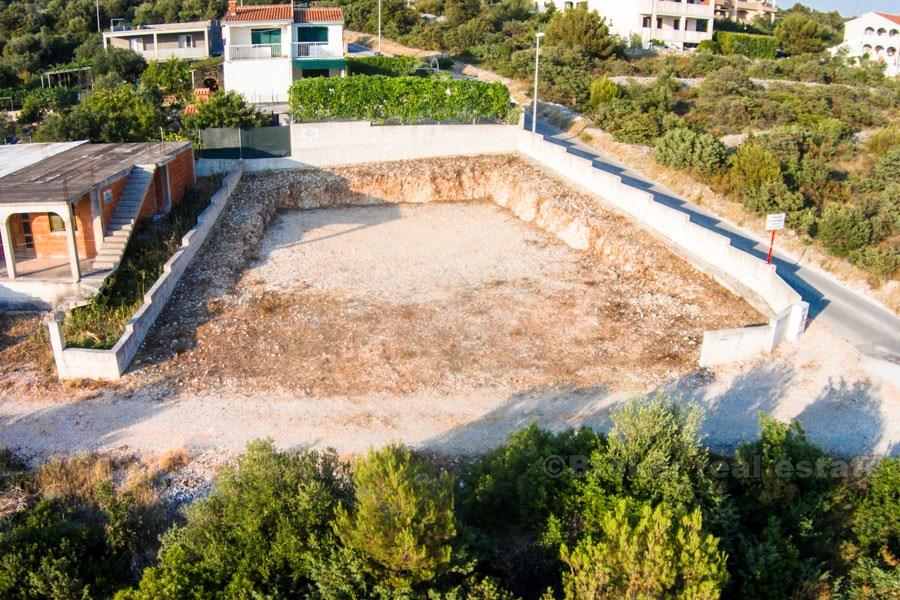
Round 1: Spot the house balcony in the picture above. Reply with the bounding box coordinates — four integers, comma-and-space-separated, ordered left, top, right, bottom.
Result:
639, 0, 714, 18
146, 46, 209, 60
293, 41, 341, 59
643, 27, 712, 44
226, 43, 288, 61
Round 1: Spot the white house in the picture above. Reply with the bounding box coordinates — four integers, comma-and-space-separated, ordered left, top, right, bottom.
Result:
222, 1, 346, 104
713, 0, 777, 24
542, 0, 715, 50
836, 12, 900, 77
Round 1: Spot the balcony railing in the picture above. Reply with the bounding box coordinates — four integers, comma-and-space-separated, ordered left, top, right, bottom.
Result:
640, 0, 715, 17
293, 42, 340, 58
143, 46, 208, 60
226, 43, 287, 61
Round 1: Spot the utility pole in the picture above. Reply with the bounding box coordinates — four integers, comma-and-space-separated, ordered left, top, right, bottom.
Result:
532, 32, 544, 134
377, 0, 382, 55
95, 0, 101, 34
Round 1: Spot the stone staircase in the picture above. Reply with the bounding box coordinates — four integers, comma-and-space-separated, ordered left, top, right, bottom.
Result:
90, 165, 156, 272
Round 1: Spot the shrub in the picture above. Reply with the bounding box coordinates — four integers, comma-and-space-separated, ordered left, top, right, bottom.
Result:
579, 395, 729, 530
333, 444, 456, 588
865, 126, 900, 155
587, 76, 620, 110
850, 458, 900, 563
181, 90, 270, 131
655, 128, 727, 175
697, 39, 720, 54
459, 424, 602, 533
560, 499, 728, 599
699, 66, 759, 97
288, 75, 512, 124
817, 203, 874, 257
849, 246, 899, 282
728, 143, 782, 202
118, 440, 348, 598
545, 6, 620, 60
716, 31, 778, 59
347, 55, 423, 77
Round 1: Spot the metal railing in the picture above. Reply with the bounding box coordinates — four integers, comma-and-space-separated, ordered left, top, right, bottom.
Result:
226, 43, 286, 61
293, 41, 340, 58
142, 46, 209, 60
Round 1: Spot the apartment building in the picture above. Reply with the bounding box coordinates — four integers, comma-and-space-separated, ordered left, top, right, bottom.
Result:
714, 0, 777, 24
102, 21, 223, 60
544, 0, 715, 50
222, 1, 346, 104
837, 12, 900, 77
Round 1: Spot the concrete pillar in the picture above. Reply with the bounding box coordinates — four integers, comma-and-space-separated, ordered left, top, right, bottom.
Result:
154, 32, 159, 59
90, 188, 104, 253
63, 205, 81, 282
1, 214, 16, 280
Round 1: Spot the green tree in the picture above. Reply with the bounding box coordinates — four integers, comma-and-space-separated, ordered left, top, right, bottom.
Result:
182, 90, 270, 130
560, 499, 728, 599
774, 13, 836, 55
140, 58, 192, 100
817, 203, 873, 258
545, 6, 620, 60
34, 84, 163, 142
578, 395, 731, 533
333, 444, 456, 589
587, 77, 620, 110
655, 128, 727, 175
118, 440, 348, 599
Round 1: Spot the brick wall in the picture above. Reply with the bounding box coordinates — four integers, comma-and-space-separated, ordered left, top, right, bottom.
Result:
168, 146, 196, 209
8, 195, 97, 259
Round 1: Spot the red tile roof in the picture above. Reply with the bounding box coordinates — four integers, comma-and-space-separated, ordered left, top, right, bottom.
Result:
224, 3, 293, 23
295, 7, 344, 23
874, 12, 900, 26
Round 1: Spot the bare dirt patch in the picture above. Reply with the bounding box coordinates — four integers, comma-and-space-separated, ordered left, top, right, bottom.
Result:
131, 156, 760, 395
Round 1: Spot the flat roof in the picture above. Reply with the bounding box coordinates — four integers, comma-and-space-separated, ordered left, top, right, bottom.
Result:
104, 20, 214, 35
0, 142, 191, 206
0, 141, 87, 179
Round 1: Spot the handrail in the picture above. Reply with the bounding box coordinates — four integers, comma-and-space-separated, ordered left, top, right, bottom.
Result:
227, 43, 286, 61
293, 41, 339, 58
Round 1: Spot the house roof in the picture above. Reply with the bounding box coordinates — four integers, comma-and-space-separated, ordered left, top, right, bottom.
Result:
0, 141, 87, 179
0, 142, 191, 206
295, 7, 343, 23
874, 12, 900, 26
104, 20, 214, 36
223, 4, 293, 23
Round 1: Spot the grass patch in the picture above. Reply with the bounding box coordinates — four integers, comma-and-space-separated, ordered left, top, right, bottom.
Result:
64, 175, 223, 349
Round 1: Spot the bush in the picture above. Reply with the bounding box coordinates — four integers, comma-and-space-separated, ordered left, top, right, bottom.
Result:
697, 39, 721, 54
849, 246, 899, 282
181, 90, 270, 131
545, 6, 620, 60
347, 55, 423, 77
655, 128, 727, 175
817, 203, 874, 257
587, 76, 620, 110
716, 31, 778, 59
333, 444, 456, 589
865, 126, 900, 155
560, 499, 728, 599
288, 75, 512, 124
119, 440, 348, 598
774, 13, 837, 55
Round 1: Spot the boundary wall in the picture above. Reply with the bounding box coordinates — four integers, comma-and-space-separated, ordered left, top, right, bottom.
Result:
48, 166, 243, 380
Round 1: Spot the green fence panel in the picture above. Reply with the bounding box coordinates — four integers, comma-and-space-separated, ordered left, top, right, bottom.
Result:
199, 127, 241, 159
199, 126, 291, 159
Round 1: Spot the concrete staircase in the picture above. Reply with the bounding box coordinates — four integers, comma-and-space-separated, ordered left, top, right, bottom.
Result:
91, 165, 156, 272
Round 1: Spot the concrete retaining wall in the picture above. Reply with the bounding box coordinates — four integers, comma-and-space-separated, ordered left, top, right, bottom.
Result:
48, 166, 243, 380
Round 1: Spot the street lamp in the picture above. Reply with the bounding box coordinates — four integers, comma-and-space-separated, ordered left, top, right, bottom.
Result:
532, 32, 544, 134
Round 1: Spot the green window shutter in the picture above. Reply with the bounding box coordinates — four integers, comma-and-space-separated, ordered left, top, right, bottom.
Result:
297, 27, 328, 42
251, 28, 281, 45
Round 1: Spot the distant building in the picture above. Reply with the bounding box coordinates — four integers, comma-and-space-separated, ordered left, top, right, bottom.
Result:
542, 0, 715, 50
222, 1, 346, 105
102, 21, 223, 61
836, 12, 900, 77
0, 142, 195, 309
713, 0, 777, 24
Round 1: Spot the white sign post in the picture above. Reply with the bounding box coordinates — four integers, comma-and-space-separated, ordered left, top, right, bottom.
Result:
765, 212, 785, 264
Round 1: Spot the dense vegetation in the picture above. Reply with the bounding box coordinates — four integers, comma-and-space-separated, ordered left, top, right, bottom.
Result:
2, 396, 898, 599
289, 75, 514, 124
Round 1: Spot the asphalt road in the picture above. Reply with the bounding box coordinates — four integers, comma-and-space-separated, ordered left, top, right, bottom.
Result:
524, 114, 900, 367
